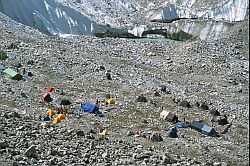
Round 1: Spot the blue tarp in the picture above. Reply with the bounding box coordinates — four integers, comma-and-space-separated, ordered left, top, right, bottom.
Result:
77, 102, 104, 117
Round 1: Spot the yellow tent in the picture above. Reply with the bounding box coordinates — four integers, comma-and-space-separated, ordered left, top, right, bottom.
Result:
57, 113, 66, 120
107, 98, 115, 105
52, 117, 61, 124
99, 129, 109, 136
46, 109, 56, 117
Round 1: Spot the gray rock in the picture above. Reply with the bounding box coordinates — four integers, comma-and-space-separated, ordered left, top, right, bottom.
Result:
136, 153, 150, 160
132, 153, 137, 159
0, 141, 8, 149
101, 152, 109, 159
50, 149, 62, 156
12, 161, 18, 166
24, 145, 37, 158
179, 100, 191, 108
126, 130, 134, 136
213, 162, 222, 166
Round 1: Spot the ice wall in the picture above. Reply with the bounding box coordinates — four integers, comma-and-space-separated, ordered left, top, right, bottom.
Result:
0, 0, 107, 35
153, 0, 248, 22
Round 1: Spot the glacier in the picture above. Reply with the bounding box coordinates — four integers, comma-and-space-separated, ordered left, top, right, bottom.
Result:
0, 0, 248, 40
0, 0, 108, 36
151, 0, 248, 22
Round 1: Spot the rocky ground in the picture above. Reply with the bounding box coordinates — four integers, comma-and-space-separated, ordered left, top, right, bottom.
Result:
0, 12, 249, 166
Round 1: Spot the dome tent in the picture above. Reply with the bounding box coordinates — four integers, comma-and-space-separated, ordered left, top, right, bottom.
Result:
77, 102, 104, 117
3, 68, 22, 80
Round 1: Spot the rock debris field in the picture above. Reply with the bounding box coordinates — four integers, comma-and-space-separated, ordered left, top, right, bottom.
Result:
0, 13, 249, 166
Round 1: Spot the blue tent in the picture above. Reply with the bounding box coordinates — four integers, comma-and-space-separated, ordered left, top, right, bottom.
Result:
0, 67, 5, 73
3, 68, 23, 80
81, 102, 99, 113
201, 124, 216, 136
77, 102, 104, 117
190, 120, 204, 132
43, 116, 51, 121
168, 127, 178, 138
14, 63, 22, 68
27, 60, 34, 65
191, 120, 216, 136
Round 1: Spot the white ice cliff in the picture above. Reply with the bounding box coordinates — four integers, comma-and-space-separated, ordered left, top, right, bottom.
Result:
151, 0, 248, 22
127, 20, 232, 40
129, 0, 248, 40
0, 0, 108, 35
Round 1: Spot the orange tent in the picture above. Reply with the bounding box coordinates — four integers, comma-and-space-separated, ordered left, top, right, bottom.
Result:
47, 87, 54, 92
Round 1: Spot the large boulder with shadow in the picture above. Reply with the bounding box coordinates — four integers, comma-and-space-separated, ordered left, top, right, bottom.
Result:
196, 101, 209, 110
106, 72, 112, 80
209, 108, 221, 116
217, 115, 229, 125
179, 100, 191, 108
136, 95, 147, 102
0, 49, 8, 60
159, 85, 167, 92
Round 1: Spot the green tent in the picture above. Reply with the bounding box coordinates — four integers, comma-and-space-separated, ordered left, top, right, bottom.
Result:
3, 68, 23, 80
0, 50, 8, 60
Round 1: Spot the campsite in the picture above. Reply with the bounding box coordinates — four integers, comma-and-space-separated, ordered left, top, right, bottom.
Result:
0, 2, 249, 165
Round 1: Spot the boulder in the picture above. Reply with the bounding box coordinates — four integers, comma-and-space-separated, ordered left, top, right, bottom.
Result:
136, 95, 147, 102
0, 49, 8, 60
24, 145, 37, 158
209, 109, 221, 116
179, 100, 191, 108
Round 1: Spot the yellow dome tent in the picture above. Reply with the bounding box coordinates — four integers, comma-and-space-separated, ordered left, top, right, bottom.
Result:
99, 129, 109, 136
57, 113, 66, 120
46, 109, 56, 117
107, 98, 115, 105
52, 117, 61, 124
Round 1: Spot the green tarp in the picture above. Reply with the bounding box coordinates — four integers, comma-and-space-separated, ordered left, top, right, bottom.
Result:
3, 68, 22, 80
